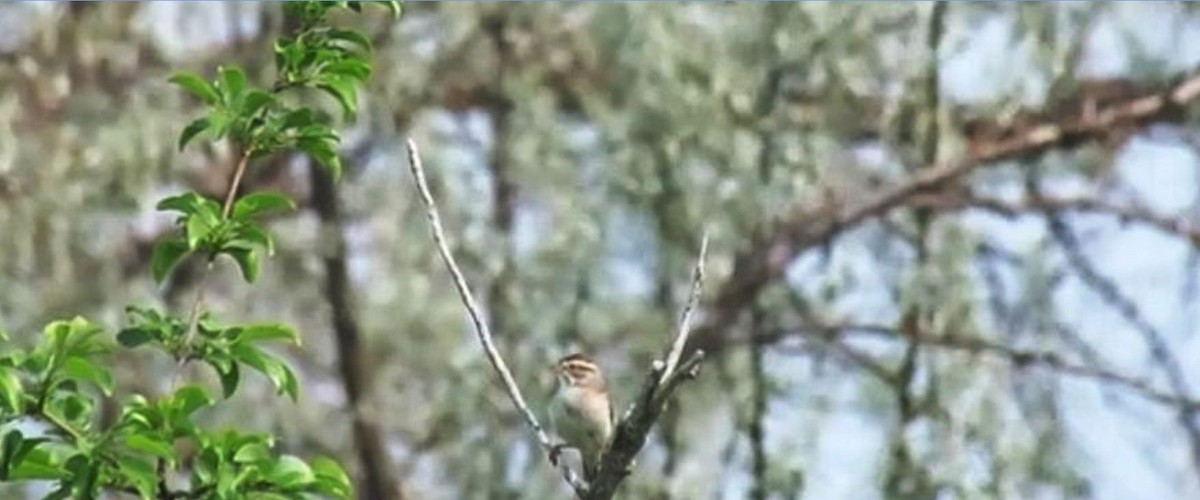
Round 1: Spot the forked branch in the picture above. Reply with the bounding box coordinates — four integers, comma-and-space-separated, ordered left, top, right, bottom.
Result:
406, 139, 710, 499
584, 231, 709, 500
405, 139, 587, 494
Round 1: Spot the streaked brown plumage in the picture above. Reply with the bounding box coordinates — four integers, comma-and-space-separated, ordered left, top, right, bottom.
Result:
549, 353, 614, 481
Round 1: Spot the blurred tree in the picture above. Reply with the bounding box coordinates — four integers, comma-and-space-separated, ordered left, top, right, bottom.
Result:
6, 2, 1200, 499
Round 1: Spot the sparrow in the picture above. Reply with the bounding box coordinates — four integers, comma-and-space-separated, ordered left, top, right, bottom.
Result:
549, 353, 614, 481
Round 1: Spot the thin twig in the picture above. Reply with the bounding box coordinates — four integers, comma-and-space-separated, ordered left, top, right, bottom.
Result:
220, 151, 252, 219
404, 139, 588, 495
168, 261, 214, 389
659, 231, 709, 386
764, 322, 1200, 411
1029, 175, 1200, 477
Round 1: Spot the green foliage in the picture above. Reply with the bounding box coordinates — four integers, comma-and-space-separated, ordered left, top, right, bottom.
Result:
167, 0, 397, 178
151, 190, 295, 284
0, 1, 396, 498
0, 318, 343, 498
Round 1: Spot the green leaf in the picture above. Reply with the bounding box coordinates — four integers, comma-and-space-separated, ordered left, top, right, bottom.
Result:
316, 75, 359, 120
196, 313, 222, 339
178, 116, 211, 151
0, 366, 24, 414
173, 385, 214, 417
246, 493, 291, 500
328, 28, 372, 51
9, 447, 67, 481
232, 192, 296, 220
233, 442, 271, 464
209, 357, 240, 399
310, 456, 352, 498
296, 124, 339, 142
8, 434, 48, 474
193, 446, 219, 486
150, 237, 191, 284
230, 344, 298, 401
61, 357, 113, 396
56, 392, 93, 423
237, 324, 299, 345
375, 0, 401, 18
125, 434, 176, 464
0, 429, 21, 479
217, 66, 248, 104
116, 327, 156, 348
169, 72, 219, 105
156, 192, 202, 214
237, 224, 275, 256
157, 191, 221, 219
267, 455, 314, 488
275, 39, 305, 80
226, 247, 261, 283
119, 395, 157, 430
207, 107, 233, 140
185, 207, 223, 251
116, 455, 158, 499
280, 108, 319, 130
298, 137, 342, 180
323, 59, 372, 82
241, 89, 276, 117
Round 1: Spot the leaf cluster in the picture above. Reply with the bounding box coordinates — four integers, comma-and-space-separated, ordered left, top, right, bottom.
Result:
0, 318, 345, 499
0, 1, 399, 498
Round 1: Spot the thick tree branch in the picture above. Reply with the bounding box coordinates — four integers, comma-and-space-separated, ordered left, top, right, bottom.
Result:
693, 66, 1200, 357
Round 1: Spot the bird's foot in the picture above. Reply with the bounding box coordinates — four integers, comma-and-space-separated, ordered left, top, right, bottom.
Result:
549, 443, 570, 467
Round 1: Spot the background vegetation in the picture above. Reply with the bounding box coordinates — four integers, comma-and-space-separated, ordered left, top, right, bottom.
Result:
4, 2, 1200, 499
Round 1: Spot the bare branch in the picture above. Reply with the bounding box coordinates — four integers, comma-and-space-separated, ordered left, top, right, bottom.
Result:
910, 190, 1200, 247
1027, 174, 1200, 478
769, 322, 1200, 411
404, 139, 588, 495
586, 232, 710, 500
659, 231, 709, 386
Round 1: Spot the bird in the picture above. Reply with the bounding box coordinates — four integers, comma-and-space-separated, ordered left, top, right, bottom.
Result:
548, 352, 614, 482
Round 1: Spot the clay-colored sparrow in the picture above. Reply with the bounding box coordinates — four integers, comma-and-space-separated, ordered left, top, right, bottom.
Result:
549, 353, 614, 481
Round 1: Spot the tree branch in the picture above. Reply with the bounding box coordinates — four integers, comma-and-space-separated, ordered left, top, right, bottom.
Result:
659, 233, 708, 386
693, 66, 1200, 357
767, 322, 1200, 411
407, 137, 712, 499
1025, 173, 1200, 478
585, 231, 709, 500
404, 139, 588, 496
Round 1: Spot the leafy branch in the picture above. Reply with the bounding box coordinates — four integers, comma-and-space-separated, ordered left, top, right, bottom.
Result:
0, 2, 399, 498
